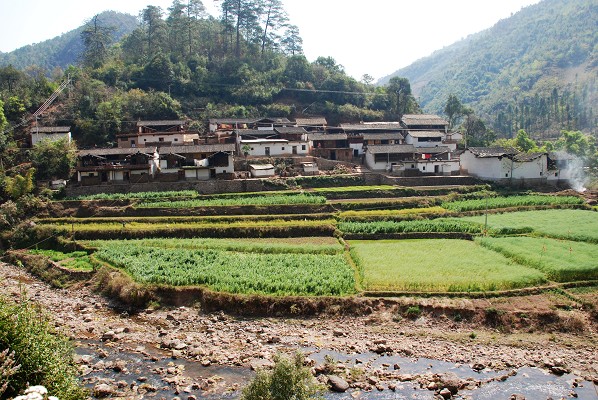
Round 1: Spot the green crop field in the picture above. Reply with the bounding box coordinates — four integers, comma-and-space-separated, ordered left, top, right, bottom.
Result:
338, 219, 483, 235
459, 209, 598, 242
93, 241, 355, 296
441, 194, 583, 212
338, 206, 448, 220
83, 237, 342, 255
476, 237, 598, 282
349, 239, 546, 292
136, 193, 326, 208
66, 190, 199, 201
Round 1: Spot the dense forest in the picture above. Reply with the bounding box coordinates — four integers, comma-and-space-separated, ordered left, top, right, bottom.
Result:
381, 0, 597, 139
0, 1, 420, 148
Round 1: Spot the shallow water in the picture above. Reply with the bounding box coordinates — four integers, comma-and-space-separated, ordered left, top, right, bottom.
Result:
76, 341, 597, 399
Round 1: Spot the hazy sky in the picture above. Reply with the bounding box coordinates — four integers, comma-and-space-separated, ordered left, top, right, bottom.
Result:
0, 0, 540, 80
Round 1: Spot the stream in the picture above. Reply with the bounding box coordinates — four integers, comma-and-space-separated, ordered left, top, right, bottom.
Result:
76, 340, 597, 399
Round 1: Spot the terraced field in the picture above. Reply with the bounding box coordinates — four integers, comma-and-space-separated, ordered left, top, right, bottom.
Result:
23, 185, 596, 298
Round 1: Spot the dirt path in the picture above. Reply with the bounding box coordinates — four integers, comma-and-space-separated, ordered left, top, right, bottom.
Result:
1, 262, 596, 398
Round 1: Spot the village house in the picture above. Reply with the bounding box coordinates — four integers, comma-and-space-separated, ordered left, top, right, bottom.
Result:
340, 122, 405, 157
157, 144, 236, 181
401, 114, 449, 132
30, 126, 71, 146
237, 126, 309, 157
460, 147, 550, 183
75, 147, 159, 185
294, 117, 327, 132
116, 120, 198, 148
208, 117, 293, 144
364, 144, 459, 176
307, 132, 352, 161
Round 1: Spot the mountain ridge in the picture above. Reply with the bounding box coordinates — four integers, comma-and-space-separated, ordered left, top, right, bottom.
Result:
0, 11, 138, 72
380, 0, 597, 137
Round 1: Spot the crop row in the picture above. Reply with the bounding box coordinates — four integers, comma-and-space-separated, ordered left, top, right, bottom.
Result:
441, 194, 583, 212
83, 237, 342, 255
94, 242, 356, 296
135, 193, 327, 208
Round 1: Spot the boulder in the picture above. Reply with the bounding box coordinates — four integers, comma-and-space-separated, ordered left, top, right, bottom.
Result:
327, 375, 349, 392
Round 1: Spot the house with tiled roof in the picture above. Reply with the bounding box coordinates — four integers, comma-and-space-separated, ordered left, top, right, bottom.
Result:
157, 144, 236, 181
116, 120, 198, 148
75, 147, 159, 185
460, 147, 549, 182
30, 126, 71, 146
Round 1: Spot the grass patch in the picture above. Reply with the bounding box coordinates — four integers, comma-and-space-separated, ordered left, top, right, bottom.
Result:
476, 236, 598, 282
94, 242, 355, 296
349, 239, 546, 292
28, 249, 94, 271
459, 209, 598, 243
441, 194, 583, 212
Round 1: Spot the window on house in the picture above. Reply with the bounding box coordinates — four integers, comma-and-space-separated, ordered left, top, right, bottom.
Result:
144, 139, 147, 141
422, 166, 426, 170
159, 138, 164, 142
281, 147, 285, 150
505, 173, 509, 177
131, 140, 135, 145
302, 145, 306, 150
174, 138, 178, 141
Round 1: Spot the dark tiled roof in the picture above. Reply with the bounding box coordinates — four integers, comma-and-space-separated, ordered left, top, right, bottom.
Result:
366, 144, 417, 154
467, 147, 518, 158
416, 146, 451, 154
513, 152, 546, 162
341, 123, 403, 131
210, 118, 256, 124
401, 114, 448, 126
30, 126, 71, 133
308, 133, 348, 141
275, 127, 308, 134
295, 117, 327, 125
407, 130, 444, 138
78, 147, 157, 157
236, 129, 277, 137
159, 144, 235, 154
137, 120, 186, 126
362, 132, 404, 140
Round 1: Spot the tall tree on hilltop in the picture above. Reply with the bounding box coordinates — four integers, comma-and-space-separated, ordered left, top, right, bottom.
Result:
280, 24, 302, 55
142, 6, 167, 57
81, 14, 116, 69
260, 0, 288, 54
219, 0, 263, 58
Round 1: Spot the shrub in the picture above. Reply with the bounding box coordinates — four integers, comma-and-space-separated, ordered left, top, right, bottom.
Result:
405, 305, 422, 319
0, 295, 87, 399
241, 352, 322, 400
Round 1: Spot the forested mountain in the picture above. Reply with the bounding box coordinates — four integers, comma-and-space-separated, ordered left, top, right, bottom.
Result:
379, 0, 597, 139
0, 11, 138, 72
0, 0, 420, 147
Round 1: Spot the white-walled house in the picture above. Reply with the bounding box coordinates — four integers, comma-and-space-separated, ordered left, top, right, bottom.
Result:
240, 139, 308, 157
460, 147, 549, 182
30, 126, 71, 146
404, 130, 445, 148
117, 120, 198, 148
364, 144, 417, 172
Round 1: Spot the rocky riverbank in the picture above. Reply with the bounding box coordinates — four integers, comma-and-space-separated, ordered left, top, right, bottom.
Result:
1, 262, 596, 399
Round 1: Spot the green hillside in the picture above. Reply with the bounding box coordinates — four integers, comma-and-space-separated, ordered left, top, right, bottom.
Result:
380, 0, 597, 138
0, 11, 138, 71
